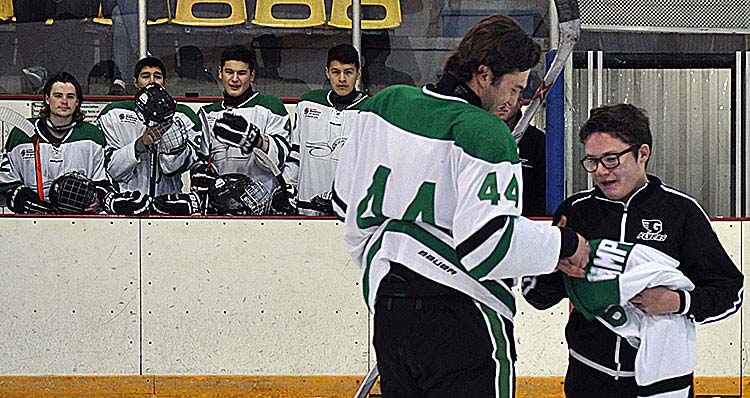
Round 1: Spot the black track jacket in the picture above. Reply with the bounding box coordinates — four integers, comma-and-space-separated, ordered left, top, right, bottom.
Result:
522, 175, 743, 375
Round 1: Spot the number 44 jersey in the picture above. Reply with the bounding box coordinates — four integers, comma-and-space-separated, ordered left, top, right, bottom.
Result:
333, 84, 565, 322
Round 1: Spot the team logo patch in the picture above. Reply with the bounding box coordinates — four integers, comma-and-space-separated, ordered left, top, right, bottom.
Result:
637, 219, 667, 241
20, 148, 35, 159
118, 113, 141, 125
307, 137, 347, 159
303, 107, 321, 119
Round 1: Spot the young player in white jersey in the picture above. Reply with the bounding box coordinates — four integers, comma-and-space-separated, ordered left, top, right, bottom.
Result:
194, 45, 291, 215
0, 72, 111, 214
98, 57, 202, 197
333, 15, 590, 397
282, 44, 367, 215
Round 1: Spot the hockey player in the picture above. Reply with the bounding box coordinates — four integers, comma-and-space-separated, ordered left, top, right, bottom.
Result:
0, 72, 110, 214
333, 15, 590, 397
98, 57, 202, 198
195, 45, 292, 215
522, 104, 743, 398
282, 44, 368, 215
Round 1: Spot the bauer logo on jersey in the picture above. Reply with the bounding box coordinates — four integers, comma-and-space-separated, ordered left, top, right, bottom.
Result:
303, 107, 321, 119
417, 250, 458, 276
637, 219, 667, 242
20, 148, 35, 159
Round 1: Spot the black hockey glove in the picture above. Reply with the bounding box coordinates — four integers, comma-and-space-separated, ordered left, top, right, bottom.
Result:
151, 192, 201, 215
48, 172, 98, 214
5, 185, 56, 214
103, 191, 152, 216
214, 113, 261, 154
309, 191, 334, 215
270, 183, 297, 216
189, 161, 219, 195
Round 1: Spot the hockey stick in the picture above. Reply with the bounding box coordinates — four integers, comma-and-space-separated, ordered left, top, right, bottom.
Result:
511, 0, 580, 142
196, 109, 213, 215
0, 106, 44, 200
353, 363, 379, 398
149, 143, 158, 198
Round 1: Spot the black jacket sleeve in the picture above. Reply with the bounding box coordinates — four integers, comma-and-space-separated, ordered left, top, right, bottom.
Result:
678, 203, 743, 324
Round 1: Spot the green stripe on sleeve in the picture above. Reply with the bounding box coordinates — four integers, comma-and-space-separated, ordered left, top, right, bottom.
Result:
469, 218, 515, 279
364, 220, 516, 314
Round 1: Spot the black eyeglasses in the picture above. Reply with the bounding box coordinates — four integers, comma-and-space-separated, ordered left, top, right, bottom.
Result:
580, 144, 640, 173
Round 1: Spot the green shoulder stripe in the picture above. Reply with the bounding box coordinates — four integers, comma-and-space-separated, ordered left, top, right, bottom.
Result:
244, 94, 289, 117
99, 100, 135, 116
69, 122, 106, 146
299, 89, 330, 106
5, 121, 106, 149
201, 101, 224, 113
5, 127, 33, 150
362, 85, 519, 164
176, 104, 202, 131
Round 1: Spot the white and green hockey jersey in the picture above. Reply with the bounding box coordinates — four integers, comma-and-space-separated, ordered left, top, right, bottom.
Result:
0, 119, 107, 200
564, 239, 696, 397
332, 85, 563, 322
97, 100, 202, 195
199, 92, 291, 193
283, 89, 368, 215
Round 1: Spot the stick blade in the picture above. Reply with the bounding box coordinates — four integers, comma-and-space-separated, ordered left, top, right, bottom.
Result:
0, 106, 36, 138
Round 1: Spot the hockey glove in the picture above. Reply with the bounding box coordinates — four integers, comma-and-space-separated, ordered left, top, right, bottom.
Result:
309, 191, 334, 215
189, 161, 219, 194
49, 172, 99, 214
5, 185, 56, 214
270, 183, 297, 216
151, 192, 201, 215
104, 191, 152, 216
214, 113, 261, 154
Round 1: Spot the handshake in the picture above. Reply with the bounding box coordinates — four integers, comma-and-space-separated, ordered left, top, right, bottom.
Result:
556, 215, 590, 278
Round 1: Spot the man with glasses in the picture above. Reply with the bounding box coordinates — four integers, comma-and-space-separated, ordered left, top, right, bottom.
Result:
522, 103, 742, 398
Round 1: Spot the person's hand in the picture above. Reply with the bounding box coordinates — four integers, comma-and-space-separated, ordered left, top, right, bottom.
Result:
84, 197, 101, 214
557, 233, 589, 278
142, 125, 162, 146
630, 287, 681, 315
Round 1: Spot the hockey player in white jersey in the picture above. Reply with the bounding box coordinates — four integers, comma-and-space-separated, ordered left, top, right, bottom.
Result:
97, 57, 203, 215
282, 43, 368, 215
333, 15, 590, 398
195, 45, 292, 215
0, 72, 112, 214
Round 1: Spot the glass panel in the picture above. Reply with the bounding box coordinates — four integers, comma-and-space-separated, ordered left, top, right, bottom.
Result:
0, 1, 551, 97
571, 68, 733, 217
